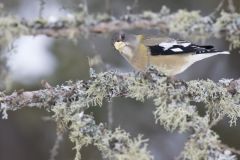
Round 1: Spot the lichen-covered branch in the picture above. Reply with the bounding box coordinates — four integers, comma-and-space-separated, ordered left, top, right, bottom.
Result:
52, 106, 152, 160
0, 69, 239, 115
0, 68, 240, 159
1, 6, 240, 48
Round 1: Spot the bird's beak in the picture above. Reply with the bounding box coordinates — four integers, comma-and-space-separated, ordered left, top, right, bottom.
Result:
114, 41, 126, 52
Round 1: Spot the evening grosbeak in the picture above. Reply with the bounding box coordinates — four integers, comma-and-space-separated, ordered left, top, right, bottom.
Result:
113, 33, 229, 76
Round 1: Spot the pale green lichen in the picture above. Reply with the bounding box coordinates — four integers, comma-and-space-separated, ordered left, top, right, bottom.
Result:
49, 71, 155, 160
95, 128, 153, 160
51, 103, 95, 160
181, 127, 236, 160
86, 69, 121, 105
168, 10, 211, 41
0, 5, 240, 48
213, 11, 240, 49
0, 16, 27, 45
86, 67, 240, 133
51, 101, 153, 160
1, 66, 240, 160
69, 112, 95, 160
62, 67, 240, 159
127, 76, 151, 102
151, 79, 192, 132
154, 98, 196, 132
141, 6, 170, 20
187, 80, 240, 126
169, 10, 202, 33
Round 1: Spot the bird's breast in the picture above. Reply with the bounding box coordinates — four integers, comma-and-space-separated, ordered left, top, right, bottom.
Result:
149, 54, 191, 75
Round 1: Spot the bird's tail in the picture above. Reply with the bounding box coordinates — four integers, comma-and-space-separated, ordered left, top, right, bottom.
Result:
191, 51, 230, 63
217, 51, 230, 55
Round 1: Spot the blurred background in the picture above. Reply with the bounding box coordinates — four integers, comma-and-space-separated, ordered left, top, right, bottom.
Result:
0, 0, 240, 160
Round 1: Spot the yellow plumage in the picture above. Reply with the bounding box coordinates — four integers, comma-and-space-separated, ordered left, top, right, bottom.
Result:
113, 33, 229, 76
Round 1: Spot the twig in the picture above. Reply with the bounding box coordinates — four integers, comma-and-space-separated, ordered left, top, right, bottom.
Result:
49, 132, 63, 160
218, 142, 240, 155
107, 99, 113, 129
226, 78, 240, 95
82, 0, 88, 16
129, 0, 139, 13
132, 0, 139, 11
227, 0, 236, 13
38, 0, 46, 18
208, 114, 225, 129
209, 0, 225, 18
105, 0, 111, 15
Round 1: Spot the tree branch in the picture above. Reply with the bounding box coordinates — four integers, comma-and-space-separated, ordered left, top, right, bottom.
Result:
0, 69, 239, 114
1, 6, 240, 48
0, 68, 240, 159
0, 70, 238, 112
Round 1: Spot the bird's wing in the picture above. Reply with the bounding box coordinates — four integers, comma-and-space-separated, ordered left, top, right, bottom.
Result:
144, 38, 220, 56
143, 37, 174, 46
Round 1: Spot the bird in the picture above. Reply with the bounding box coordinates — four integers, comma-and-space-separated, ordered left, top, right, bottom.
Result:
113, 32, 229, 76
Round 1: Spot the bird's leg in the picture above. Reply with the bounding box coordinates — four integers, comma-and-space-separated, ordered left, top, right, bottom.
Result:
167, 76, 188, 90
167, 75, 177, 82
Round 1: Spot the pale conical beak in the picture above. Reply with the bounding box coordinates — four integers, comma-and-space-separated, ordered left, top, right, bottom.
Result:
114, 41, 126, 52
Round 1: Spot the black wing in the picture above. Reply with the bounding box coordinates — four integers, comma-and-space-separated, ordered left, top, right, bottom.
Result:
148, 41, 220, 55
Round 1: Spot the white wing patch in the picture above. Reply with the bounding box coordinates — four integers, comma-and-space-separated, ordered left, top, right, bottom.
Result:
159, 41, 177, 50
159, 41, 191, 51
171, 48, 183, 52
180, 43, 191, 47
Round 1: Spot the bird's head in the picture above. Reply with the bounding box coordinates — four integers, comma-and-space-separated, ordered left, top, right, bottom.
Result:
113, 32, 144, 59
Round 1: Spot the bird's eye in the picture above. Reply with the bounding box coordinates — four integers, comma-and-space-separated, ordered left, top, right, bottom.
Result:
112, 32, 126, 43
119, 33, 125, 41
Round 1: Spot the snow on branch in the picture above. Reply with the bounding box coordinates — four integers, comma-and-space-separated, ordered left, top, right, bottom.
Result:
0, 67, 240, 159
